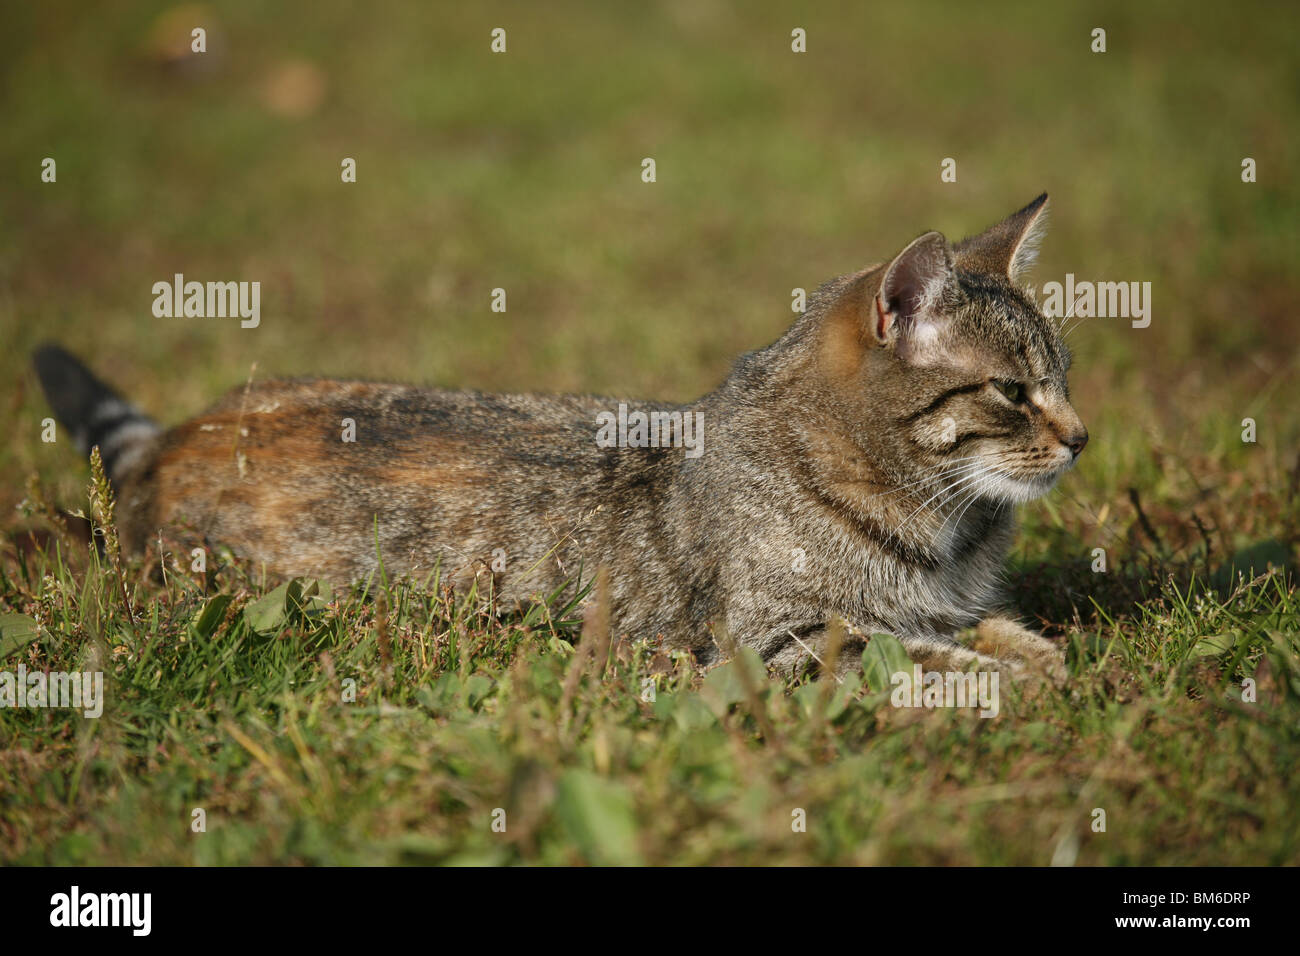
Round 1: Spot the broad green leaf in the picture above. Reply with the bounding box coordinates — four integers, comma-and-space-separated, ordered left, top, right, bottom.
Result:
0, 613, 42, 659
651, 690, 677, 721
464, 673, 495, 709
793, 672, 863, 720
554, 770, 642, 866
1264, 629, 1299, 658
243, 581, 292, 634
793, 681, 822, 718
700, 648, 766, 718
189, 594, 234, 639
289, 579, 332, 621
547, 637, 576, 656
416, 672, 462, 714
669, 693, 717, 731
1190, 630, 1242, 658
825, 671, 863, 720
861, 631, 913, 694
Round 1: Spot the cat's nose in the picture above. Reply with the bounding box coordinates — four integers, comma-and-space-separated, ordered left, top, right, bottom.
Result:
1064, 429, 1089, 458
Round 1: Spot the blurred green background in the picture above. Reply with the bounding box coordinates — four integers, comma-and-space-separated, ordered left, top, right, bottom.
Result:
2, 0, 1297, 548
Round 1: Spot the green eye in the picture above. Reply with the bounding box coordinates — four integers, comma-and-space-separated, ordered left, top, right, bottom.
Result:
994, 380, 1024, 403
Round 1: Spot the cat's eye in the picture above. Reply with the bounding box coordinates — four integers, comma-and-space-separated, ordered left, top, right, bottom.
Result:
993, 380, 1025, 403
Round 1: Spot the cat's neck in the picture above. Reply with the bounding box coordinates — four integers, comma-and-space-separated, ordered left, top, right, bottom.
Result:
784, 420, 1013, 561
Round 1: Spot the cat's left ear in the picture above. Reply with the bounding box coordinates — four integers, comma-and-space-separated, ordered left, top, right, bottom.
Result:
873, 230, 952, 359
952, 192, 1050, 283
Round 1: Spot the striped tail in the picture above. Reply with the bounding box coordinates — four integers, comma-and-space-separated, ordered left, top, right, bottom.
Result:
32, 344, 161, 484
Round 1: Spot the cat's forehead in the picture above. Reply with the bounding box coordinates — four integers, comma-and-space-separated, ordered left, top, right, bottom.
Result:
949, 270, 1070, 379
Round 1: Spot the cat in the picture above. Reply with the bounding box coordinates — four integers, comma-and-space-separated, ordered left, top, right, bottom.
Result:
33, 193, 1085, 679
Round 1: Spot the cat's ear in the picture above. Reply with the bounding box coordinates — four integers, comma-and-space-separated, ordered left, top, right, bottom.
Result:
873, 231, 951, 358
952, 192, 1049, 283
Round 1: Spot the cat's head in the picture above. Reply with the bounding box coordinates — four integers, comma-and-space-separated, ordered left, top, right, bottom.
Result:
818, 193, 1086, 504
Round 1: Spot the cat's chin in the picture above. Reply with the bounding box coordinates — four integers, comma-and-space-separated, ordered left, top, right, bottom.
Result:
982, 469, 1063, 504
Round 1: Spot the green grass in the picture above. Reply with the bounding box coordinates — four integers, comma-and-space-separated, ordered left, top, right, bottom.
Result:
2, 492, 1298, 865
2, 0, 1299, 864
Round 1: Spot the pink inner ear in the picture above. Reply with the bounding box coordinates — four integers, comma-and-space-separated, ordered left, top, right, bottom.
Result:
880, 232, 949, 330
874, 295, 892, 341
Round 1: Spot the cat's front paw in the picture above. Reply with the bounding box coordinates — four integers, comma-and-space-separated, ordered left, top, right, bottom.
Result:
967, 614, 1066, 685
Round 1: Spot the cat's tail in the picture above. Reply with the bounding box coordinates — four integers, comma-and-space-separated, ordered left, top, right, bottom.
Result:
32, 344, 161, 484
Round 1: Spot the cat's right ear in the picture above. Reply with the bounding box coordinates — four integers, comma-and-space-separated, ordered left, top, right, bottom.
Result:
872, 231, 951, 358
952, 192, 1049, 282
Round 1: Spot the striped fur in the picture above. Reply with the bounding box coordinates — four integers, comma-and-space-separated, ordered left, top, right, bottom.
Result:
34, 195, 1085, 677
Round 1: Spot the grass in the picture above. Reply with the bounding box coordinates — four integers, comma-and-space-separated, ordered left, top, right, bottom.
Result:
1, 0, 1299, 864
2, 488, 1298, 865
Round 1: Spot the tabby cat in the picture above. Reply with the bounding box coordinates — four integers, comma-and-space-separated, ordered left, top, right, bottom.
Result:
35, 193, 1085, 678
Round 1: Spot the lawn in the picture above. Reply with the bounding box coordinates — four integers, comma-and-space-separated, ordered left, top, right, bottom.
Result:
1, 0, 1297, 864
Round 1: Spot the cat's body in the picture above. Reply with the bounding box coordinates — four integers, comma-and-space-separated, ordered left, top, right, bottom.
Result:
34, 194, 1085, 676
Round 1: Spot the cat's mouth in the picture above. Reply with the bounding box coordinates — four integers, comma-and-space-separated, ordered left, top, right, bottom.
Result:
978, 455, 1075, 503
